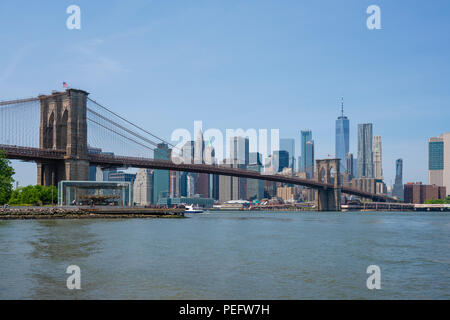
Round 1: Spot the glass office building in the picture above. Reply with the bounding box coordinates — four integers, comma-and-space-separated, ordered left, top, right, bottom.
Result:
230, 136, 250, 165
273, 150, 290, 173
300, 130, 314, 178
335, 106, 349, 173
392, 159, 404, 200
280, 138, 295, 169
153, 143, 171, 204
428, 135, 445, 189
429, 140, 444, 171
356, 123, 373, 178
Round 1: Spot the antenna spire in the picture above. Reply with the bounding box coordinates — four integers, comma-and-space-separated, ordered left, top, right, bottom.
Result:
341, 97, 344, 117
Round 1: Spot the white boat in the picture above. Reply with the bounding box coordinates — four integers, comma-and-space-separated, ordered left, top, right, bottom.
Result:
185, 205, 204, 214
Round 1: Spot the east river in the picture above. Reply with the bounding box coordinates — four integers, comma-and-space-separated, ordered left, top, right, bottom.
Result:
0, 211, 449, 299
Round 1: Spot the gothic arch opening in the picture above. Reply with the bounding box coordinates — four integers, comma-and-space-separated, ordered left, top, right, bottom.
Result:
330, 167, 336, 185
319, 167, 326, 183
57, 109, 68, 151
46, 112, 55, 149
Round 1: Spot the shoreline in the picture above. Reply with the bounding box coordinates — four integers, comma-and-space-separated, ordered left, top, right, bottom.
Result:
0, 207, 185, 220
0, 214, 184, 220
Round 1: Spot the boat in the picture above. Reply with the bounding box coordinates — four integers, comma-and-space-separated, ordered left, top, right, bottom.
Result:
184, 205, 204, 214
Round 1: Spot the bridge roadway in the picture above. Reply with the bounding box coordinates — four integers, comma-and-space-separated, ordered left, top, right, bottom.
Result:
1, 144, 394, 202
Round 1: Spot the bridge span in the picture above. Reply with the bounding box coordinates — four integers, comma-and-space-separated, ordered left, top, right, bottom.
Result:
0, 89, 399, 211
2, 144, 396, 205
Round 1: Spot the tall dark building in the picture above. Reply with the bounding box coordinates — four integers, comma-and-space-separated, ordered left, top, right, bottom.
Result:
153, 143, 171, 204
273, 150, 290, 173
356, 123, 373, 178
210, 174, 220, 200
346, 153, 354, 179
300, 130, 314, 178
280, 138, 295, 170
392, 159, 404, 200
180, 172, 188, 197
196, 173, 210, 198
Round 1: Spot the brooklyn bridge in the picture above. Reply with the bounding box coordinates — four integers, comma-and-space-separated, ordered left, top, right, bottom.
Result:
0, 89, 398, 211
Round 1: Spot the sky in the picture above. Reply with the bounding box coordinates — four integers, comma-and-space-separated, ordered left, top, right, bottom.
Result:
1, 0, 449, 187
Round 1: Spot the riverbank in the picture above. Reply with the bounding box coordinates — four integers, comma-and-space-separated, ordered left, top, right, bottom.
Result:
0, 206, 185, 220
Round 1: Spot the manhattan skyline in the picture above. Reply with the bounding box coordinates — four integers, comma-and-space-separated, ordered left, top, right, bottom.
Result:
1, 0, 450, 186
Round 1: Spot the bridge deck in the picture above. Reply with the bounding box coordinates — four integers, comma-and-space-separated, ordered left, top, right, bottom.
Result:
1, 144, 397, 202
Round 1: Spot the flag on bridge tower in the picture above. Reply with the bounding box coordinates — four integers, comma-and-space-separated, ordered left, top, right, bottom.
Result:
63, 82, 68, 88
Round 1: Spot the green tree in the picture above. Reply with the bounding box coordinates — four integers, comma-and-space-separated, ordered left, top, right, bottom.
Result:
0, 150, 15, 205
41, 185, 58, 205
8, 185, 57, 206
425, 199, 444, 204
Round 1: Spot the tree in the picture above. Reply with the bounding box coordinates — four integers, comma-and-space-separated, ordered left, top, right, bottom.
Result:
0, 150, 15, 205
425, 197, 450, 205
9, 185, 57, 206
425, 199, 444, 204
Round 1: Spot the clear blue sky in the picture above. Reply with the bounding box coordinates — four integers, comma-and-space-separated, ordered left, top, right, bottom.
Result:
1, 0, 449, 187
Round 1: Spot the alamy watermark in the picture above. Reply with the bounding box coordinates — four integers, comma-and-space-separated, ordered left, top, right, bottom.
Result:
366, 265, 381, 290
66, 5, 81, 30
170, 121, 280, 171
66, 265, 81, 290
65, 5, 381, 31
367, 5, 381, 30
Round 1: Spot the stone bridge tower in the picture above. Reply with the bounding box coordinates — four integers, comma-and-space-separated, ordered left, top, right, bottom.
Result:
37, 89, 89, 186
315, 158, 341, 211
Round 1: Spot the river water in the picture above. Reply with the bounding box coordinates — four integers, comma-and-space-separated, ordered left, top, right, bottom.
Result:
0, 211, 449, 299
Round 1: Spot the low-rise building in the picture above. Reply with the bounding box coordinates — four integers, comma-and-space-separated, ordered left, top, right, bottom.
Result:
277, 186, 297, 202
351, 177, 387, 195
404, 182, 446, 204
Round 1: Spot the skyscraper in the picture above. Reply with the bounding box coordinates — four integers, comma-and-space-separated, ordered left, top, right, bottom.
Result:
194, 130, 210, 197
204, 140, 215, 165
153, 143, 171, 204
392, 159, 404, 200
356, 123, 373, 178
230, 136, 249, 165
170, 171, 181, 198
272, 150, 290, 173
219, 162, 233, 202
300, 130, 314, 179
210, 174, 220, 200
196, 173, 209, 198
247, 162, 264, 201
346, 153, 354, 179
186, 173, 196, 198
133, 169, 153, 206
280, 138, 295, 169
180, 172, 188, 197
335, 98, 349, 173
194, 129, 204, 164
428, 132, 450, 195
229, 136, 249, 199
182, 140, 195, 164
373, 136, 383, 179
249, 152, 262, 165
